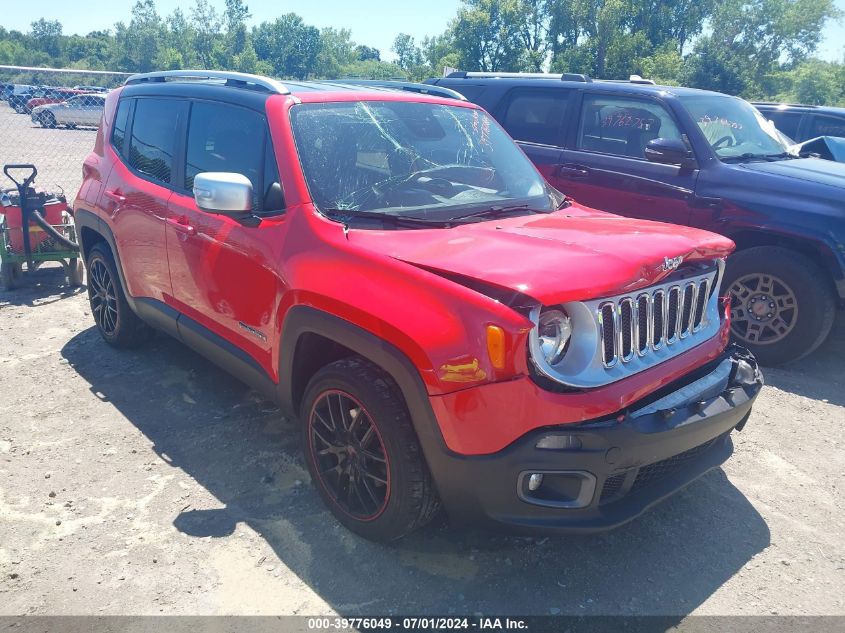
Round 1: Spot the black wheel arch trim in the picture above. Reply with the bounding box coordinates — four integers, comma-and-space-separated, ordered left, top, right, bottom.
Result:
74, 208, 138, 311
278, 305, 457, 505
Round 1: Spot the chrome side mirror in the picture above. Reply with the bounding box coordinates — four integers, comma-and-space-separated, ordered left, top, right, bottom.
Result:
193, 172, 253, 215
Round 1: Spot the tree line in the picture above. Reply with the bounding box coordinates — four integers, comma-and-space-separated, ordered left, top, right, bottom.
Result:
1, 0, 843, 106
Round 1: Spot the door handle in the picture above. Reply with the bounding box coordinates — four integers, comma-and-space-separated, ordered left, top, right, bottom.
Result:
104, 189, 126, 204
166, 216, 196, 236
557, 165, 590, 179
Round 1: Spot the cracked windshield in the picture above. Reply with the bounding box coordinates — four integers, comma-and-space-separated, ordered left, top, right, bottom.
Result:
291, 100, 561, 226
679, 94, 794, 162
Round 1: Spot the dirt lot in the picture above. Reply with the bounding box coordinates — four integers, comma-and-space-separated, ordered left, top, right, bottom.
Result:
0, 103, 96, 197
0, 263, 843, 619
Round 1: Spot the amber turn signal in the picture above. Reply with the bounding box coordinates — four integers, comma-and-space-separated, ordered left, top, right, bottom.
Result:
486, 325, 506, 370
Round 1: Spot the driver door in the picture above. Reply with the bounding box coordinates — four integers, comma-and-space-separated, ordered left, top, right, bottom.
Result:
165, 100, 289, 378
559, 93, 699, 225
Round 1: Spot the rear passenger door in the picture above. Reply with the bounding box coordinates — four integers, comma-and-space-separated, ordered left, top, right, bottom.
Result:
494, 88, 571, 191
165, 100, 289, 378
559, 93, 698, 225
101, 96, 183, 302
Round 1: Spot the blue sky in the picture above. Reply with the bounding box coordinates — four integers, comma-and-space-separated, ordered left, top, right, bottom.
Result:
5, 0, 845, 63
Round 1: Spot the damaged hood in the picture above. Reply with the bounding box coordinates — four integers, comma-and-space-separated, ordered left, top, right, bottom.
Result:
350, 207, 734, 305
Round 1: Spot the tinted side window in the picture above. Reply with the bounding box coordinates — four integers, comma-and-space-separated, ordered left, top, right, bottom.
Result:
128, 99, 179, 184
184, 101, 266, 206
765, 111, 802, 139
577, 95, 683, 159
500, 89, 569, 145
111, 99, 131, 157
808, 114, 845, 138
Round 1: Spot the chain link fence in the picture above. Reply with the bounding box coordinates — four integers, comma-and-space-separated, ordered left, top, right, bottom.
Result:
0, 66, 130, 199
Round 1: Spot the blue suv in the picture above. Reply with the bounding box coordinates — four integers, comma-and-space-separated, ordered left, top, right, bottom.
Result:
427, 72, 845, 365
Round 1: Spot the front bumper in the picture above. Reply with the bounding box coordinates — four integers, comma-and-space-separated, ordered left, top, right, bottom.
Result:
428, 345, 763, 533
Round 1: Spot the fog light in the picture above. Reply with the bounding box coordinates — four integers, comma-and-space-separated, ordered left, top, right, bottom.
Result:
535, 434, 582, 450
527, 473, 544, 491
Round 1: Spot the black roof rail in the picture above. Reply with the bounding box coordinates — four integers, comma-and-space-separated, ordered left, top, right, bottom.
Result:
444, 71, 592, 83
124, 70, 290, 95
332, 79, 467, 101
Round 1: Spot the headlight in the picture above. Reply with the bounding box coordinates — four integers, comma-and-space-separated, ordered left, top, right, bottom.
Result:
537, 309, 571, 365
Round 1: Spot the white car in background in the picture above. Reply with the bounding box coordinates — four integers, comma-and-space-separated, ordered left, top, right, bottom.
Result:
31, 94, 106, 129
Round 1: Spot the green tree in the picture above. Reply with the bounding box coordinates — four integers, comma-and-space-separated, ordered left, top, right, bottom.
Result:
191, 0, 222, 68
775, 58, 845, 105
354, 45, 381, 61
30, 18, 63, 59
451, 0, 523, 71
253, 14, 321, 79
682, 0, 840, 97
223, 0, 251, 63
315, 27, 356, 78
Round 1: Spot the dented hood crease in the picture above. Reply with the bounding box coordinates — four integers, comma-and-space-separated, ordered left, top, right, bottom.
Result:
350, 208, 734, 305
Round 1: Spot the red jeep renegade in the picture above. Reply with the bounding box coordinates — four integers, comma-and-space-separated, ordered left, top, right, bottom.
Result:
74, 71, 763, 541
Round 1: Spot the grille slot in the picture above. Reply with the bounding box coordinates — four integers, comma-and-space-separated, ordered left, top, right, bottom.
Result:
597, 267, 718, 368
600, 303, 616, 366
619, 298, 635, 361
666, 287, 680, 341
636, 295, 649, 354
680, 283, 695, 337
653, 291, 665, 347
693, 279, 709, 330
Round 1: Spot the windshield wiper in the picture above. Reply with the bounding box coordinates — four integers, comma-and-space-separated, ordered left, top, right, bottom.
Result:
323, 208, 450, 230
722, 151, 797, 163
761, 152, 799, 160
445, 204, 551, 223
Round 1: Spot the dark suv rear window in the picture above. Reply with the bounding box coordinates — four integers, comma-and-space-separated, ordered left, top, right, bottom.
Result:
128, 98, 179, 184
500, 89, 569, 145
808, 114, 845, 138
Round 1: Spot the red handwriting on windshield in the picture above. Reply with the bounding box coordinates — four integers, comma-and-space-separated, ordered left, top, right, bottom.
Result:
699, 114, 743, 130
601, 112, 657, 131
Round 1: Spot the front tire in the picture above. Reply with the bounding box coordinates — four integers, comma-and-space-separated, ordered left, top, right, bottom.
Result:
86, 243, 153, 347
724, 246, 836, 365
1, 262, 23, 290
67, 258, 84, 287
301, 357, 440, 541
40, 112, 56, 128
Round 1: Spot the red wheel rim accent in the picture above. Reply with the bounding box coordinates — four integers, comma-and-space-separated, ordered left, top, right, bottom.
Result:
308, 390, 391, 521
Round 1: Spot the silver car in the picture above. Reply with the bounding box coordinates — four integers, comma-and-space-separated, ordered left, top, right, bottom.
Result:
31, 94, 106, 129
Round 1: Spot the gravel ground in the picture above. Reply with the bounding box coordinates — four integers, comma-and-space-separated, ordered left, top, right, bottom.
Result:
0, 103, 96, 198
0, 263, 843, 619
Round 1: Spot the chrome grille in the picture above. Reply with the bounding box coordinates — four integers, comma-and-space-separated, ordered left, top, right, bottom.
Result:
598, 270, 715, 369
528, 260, 723, 389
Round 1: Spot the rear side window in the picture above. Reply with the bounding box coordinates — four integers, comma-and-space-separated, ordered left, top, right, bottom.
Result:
500, 89, 569, 145
111, 99, 131, 157
765, 110, 802, 140
184, 101, 266, 202
128, 99, 179, 184
577, 95, 682, 159
807, 114, 845, 139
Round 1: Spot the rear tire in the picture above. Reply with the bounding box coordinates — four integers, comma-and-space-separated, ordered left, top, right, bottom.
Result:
301, 357, 440, 541
86, 243, 153, 347
67, 258, 84, 287
724, 246, 836, 365
1, 262, 23, 290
